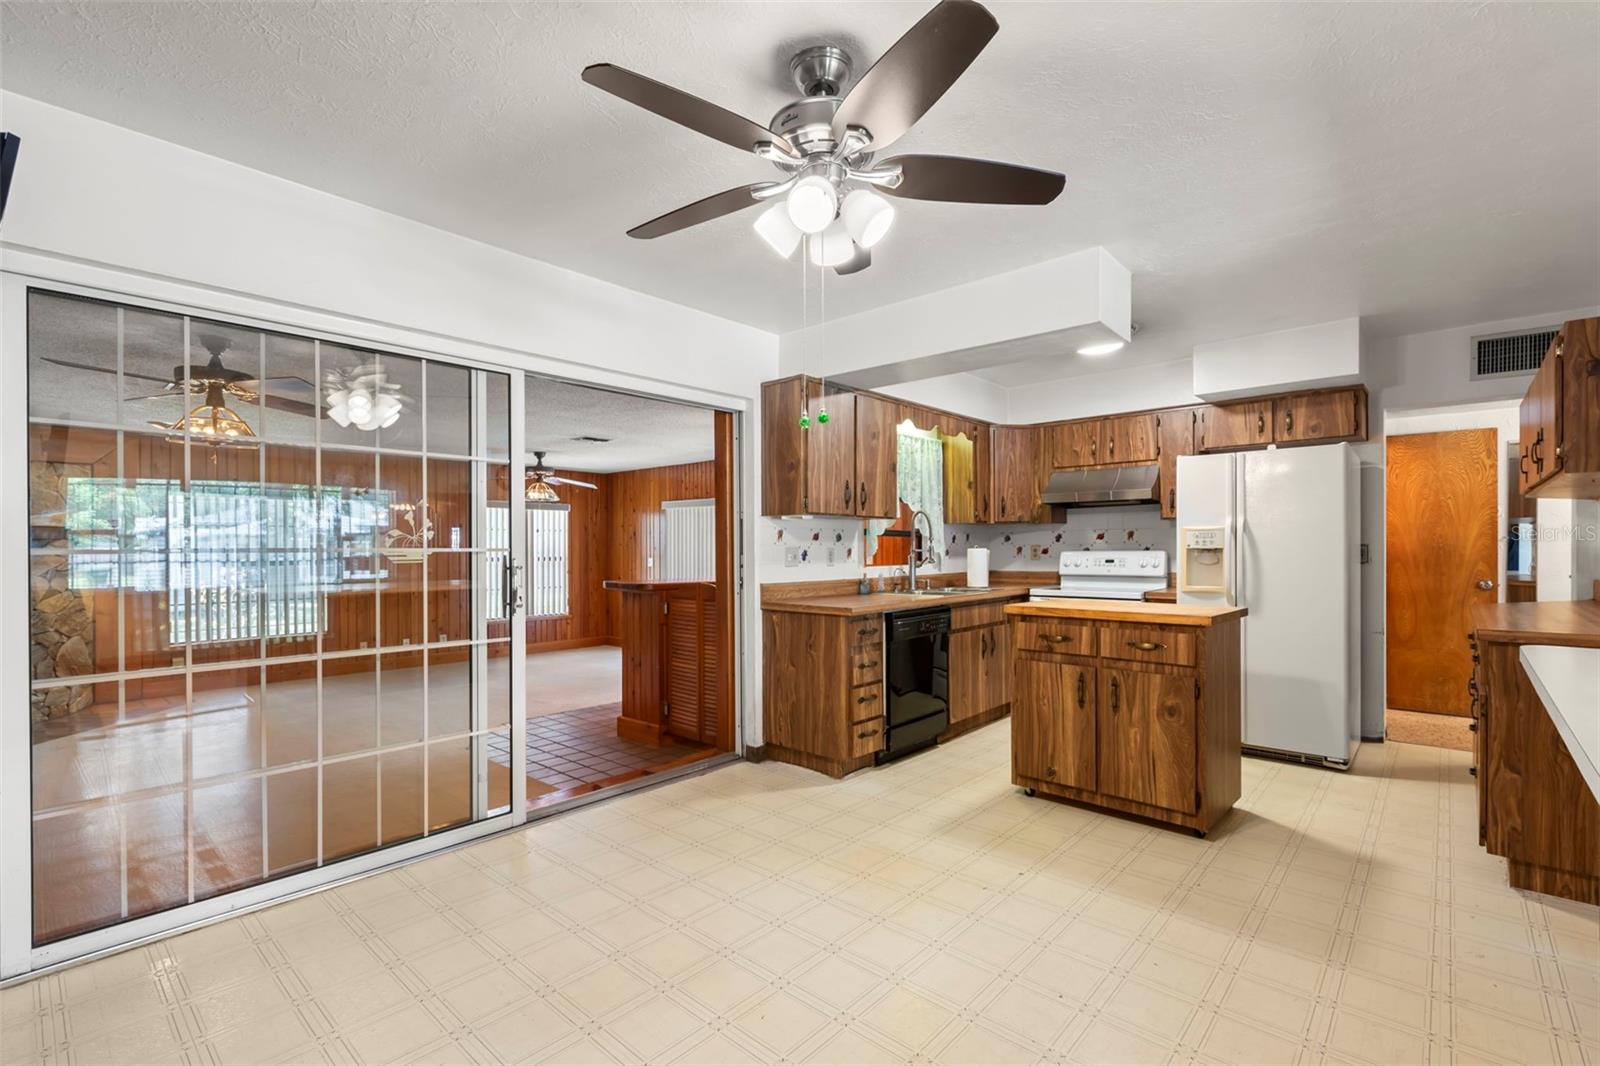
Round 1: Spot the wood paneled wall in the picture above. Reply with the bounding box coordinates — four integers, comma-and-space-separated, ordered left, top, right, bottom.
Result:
605, 461, 715, 629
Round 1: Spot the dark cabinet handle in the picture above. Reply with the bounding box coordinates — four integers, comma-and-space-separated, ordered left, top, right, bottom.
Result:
1257, 412, 1266, 435
981, 630, 990, 657
859, 660, 879, 670
1110, 676, 1120, 712
999, 498, 1006, 517
1108, 436, 1115, 459
1168, 487, 1176, 511
844, 480, 853, 509
1090, 438, 1097, 458
1468, 766, 1477, 777
1284, 409, 1294, 434
1531, 431, 1545, 470
1128, 640, 1165, 652
856, 627, 874, 639
857, 727, 880, 739
1076, 672, 1086, 708
857, 694, 874, 704
858, 481, 867, 511
1519, 450, 1529, 482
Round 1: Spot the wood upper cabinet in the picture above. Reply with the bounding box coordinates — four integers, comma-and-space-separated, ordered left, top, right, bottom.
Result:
761, 377, 808, 515
992, 425, 1042, 523
1050, 420, 1102, 468
971, 421, 993, 523
1012, 655, 1096, 791
1520, 330, 1566, 495
1096, 666, 1197, 814
1156, 408, 1197, 519
1197, 400, 1273, 451
1105, 413, 1158, 465
942, 419, 978, 524
1273, 388, 1365, 444
760, 376, 864, 516
854, 392, 898, 519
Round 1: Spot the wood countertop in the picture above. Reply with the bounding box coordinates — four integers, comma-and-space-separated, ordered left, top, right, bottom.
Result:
1471, 599, 1600, 647
602, 580, 715, 593
1142, 588, 1178, 603
1004, 598, 1247, 627
761, 585, 1032, 617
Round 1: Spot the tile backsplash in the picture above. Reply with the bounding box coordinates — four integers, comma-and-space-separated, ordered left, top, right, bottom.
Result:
757, 505, 1174, 584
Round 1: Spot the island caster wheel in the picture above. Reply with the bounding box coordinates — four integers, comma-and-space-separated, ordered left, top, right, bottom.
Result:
1024, 788, 1036, 797
1192, 828, 1207, 839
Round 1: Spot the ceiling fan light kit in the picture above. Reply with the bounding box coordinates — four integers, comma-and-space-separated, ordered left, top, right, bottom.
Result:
583, 0, 1065, 275
753, 203, 803, 258
808, 220, 856, 267
324, 366, 404, 431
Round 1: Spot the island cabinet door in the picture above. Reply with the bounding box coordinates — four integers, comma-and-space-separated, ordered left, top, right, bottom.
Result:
1097, 667, 1197, 813
1012, 656, 1096, 791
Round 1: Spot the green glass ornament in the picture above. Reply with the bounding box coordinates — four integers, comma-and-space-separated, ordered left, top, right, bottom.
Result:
816, 407, 829, 424
798, 412, 810, 429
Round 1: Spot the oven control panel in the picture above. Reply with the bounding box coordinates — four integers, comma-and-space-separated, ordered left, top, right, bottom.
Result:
1057, 549, 1168, 575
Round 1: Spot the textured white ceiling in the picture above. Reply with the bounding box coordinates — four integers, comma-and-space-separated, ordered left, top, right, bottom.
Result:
4, 2, 1597, 388
525, 377, 713, 474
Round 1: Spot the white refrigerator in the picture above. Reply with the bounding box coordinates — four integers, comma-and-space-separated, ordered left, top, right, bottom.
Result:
1176, 443, 1361, 768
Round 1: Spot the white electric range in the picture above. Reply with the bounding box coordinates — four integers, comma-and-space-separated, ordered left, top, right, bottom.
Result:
1030, 549, 1170, 602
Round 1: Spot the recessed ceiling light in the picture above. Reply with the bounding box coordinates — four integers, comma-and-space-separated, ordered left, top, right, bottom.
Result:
1077, 341, 1126, 357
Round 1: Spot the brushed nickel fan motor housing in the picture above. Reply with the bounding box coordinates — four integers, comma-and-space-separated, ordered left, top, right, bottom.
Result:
769, 47, 866, 163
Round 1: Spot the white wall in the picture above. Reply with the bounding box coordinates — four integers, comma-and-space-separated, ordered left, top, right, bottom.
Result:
877, 372, 1008, 425
0, 93, 782, 752
1193, 317, 1362, 400
1004, 357, 1199, 424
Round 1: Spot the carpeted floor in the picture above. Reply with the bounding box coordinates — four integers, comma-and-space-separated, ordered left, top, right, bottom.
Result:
1385, 707, 1473, 751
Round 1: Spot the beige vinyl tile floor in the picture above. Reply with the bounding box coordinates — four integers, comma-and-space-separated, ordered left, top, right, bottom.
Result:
4, 721, 1598, 1066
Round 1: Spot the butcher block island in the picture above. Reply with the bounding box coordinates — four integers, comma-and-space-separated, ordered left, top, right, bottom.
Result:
1005, 599, 1247, 835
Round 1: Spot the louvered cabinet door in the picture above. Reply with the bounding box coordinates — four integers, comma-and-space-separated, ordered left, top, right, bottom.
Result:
663, 588, 715, 744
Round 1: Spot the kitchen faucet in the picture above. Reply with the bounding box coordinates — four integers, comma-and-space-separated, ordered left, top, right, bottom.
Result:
908, 509, 939, 591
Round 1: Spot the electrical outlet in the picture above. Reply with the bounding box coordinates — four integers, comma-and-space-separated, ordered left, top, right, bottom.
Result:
826, 546, 837, 566
1029, 544, 1043, 561
784, 546, 800, 567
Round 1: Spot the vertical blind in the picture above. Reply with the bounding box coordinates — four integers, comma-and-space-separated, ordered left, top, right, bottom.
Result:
660, 499, 715, 582
527, 503, 570, 617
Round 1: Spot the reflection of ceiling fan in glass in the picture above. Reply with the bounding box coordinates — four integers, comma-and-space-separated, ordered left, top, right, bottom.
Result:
42, 331, 319, 446
324, 364, 405, 432
526, 452, 597, 502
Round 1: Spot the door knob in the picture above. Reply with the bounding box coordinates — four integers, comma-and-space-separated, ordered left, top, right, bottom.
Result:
1476, 579, 1495, 591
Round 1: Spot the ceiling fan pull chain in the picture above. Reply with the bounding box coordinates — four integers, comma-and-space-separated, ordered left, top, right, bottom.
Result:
798, 247, 811, 429
815, 256, 829, 424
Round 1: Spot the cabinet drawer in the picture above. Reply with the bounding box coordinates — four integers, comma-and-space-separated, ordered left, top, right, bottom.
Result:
1013, 618, 1094, 656
951, 601, 1009, 630
850, 683, 883, 723
850, 717, 885, 758
848, 617, 882, 648
1098, 625, 1197, 667
850, 646, 884, 686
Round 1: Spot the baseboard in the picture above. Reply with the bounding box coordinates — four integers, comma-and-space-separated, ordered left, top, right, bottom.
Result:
526, 636, 616, 654
743, 744, 767, 763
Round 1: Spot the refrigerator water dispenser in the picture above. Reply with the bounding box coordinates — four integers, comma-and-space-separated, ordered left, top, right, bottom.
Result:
1180, 525, 1229, 594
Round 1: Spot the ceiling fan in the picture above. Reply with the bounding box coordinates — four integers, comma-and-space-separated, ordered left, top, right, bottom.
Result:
582, 0, 1065, 274
526, 452, 598, 502
43, 331, 320, 443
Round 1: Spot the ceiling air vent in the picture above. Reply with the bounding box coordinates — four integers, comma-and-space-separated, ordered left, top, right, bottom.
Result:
1471, 328, 1557, 380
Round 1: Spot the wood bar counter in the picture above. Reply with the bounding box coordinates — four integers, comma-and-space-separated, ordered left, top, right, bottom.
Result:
1004, 599, 1246, 835
604, 581, 717, 745
1469, 598, 1600, 903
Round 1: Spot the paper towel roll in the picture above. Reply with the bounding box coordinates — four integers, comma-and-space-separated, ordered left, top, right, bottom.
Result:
966, 547, 990, 588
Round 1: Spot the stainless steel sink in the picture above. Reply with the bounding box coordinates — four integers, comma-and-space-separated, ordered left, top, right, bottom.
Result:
906, 586, 986, 596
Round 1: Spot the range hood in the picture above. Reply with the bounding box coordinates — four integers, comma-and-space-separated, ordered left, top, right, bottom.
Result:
1040, 464, 1160, 507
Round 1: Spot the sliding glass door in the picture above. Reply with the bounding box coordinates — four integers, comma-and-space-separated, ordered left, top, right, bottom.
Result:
20, 289, 521, 950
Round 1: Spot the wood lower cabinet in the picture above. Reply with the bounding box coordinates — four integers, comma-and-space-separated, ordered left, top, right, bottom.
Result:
1008, 606, 1242, 834
1472, 620, 1600, 904
762, 609, 885, 776
949, 608, 1013, 727
1521, 317, 1599, 499
1012, 657, 1096, 791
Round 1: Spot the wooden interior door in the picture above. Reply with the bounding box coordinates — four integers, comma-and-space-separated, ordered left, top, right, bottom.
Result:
1012, 656, 1096, 790
1097, 667, 1196, 812
1386, 428, 1499, 716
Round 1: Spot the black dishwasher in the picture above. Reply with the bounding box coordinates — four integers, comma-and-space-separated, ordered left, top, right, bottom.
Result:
879, 607, 950, 762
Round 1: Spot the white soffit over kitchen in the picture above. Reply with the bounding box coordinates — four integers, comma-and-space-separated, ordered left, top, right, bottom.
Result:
3, 1, 1596, 384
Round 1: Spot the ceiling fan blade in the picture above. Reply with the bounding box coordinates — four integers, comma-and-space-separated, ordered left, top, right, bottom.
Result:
830, 0, 998, 152
583, 63, 798, 159
41, 356, 172, 384
627, 183, 774, 239
261, 394, 321, 418
879, 154, 1065, 205
546, 476, 598, 490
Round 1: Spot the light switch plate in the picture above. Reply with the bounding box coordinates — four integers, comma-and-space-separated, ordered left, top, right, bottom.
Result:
784, 546, 800, 567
